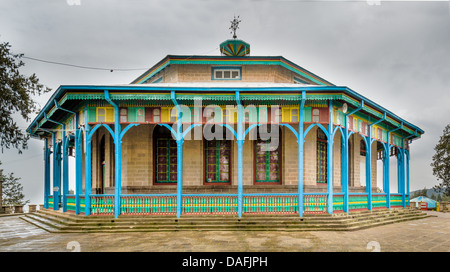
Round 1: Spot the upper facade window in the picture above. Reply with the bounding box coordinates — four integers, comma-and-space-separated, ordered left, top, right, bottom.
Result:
212, 67, 241, 80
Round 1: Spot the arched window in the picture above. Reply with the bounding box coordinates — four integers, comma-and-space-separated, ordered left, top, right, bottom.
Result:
360, 139, 366, 156
317, 129, 327, 183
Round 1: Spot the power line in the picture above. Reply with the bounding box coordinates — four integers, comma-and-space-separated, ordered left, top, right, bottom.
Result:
22, 56, 148, 72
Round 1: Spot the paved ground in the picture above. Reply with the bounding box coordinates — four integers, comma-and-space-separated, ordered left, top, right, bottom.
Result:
0, 211, 449, 252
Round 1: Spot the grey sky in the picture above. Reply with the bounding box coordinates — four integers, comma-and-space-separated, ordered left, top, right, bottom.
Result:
0, 0, 449, 204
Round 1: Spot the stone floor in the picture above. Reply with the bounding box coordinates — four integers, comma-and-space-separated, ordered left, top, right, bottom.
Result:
0, 211, 449, 252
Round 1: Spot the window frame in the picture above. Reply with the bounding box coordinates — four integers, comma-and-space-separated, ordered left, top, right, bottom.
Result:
211, 66, 242, 80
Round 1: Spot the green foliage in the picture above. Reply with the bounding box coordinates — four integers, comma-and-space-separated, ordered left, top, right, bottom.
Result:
431, 124, 450, 197
0, 40, 51, 153
1, 162, 29, 206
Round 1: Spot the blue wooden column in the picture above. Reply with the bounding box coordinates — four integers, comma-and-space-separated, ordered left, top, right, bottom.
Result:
343, 101, 364, 214
236, 91, 244, 218
43, 138, 51, 209
75, 125, 83, 215
171, 90, 184, 218
62, 134, 69, 212
53, 140, 62, 210
298, 91, 306, 217
104, 90, 123, 219
84, 107, 92, 216
385, 122, 403, 210
405, 149, 410, 207
397, 148, 405, 207
54, 100, 75, 213
367, 113, 386, 211
326, 100, 334, 214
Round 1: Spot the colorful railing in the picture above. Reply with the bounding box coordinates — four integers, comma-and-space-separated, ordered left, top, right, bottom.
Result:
304, 194, 327, 213
333, 194, 344, 212
372, 194, 387, 209
243, 194, 298, 214
183, 194, 238, 214
59, 192, 409, 216
67, 195, 76, 212
66, 195, 86, 214
48, 195, 53, 207
349, 194, 368, 211
91, 194, 114, 215
390, 194, 403, 207
120, 194, 177, 215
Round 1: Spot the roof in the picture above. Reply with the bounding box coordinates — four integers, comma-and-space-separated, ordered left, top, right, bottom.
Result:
130, 55, 335, 86
410, 196, 437, 208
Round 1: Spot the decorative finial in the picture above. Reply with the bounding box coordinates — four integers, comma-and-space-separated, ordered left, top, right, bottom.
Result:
229, 15, 241, 39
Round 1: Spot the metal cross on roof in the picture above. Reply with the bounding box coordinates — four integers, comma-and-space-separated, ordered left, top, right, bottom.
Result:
229, 15, 241, 39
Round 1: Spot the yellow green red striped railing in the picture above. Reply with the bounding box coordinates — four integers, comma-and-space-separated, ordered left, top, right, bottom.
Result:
120, 195, 177, 215
243, 194, 298, 214
183, 194, 238, 214
91, 195, 114, 215
304, 194, 327, 213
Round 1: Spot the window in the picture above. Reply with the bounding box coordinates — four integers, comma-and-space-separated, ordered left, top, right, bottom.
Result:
212, 67, 241, 80
360, 139, 366, 156
223, 109, 230, 124
153, 108, 161, 122
255, 137, 281, 184
205, 140, 231, 184
317, 129, 327, 184
120, 108, 128, 123
95, 107, 114, 123
271, 107, 282, 123
154, 126, 177, 184
290, 109, 299, 123
97, 108, 106, 123
136, 108, 144, 122
312, 109, 320, 123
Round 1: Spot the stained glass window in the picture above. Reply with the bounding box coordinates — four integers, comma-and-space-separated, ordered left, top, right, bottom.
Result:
317, 129, 327, 183
205, 140, 231, 184
255, 139, 280, 184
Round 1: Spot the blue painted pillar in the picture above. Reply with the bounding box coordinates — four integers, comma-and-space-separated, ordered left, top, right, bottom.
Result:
385, 142, 391, 210
406, 150, 410, 207
366, 132, 372, 212
176, 138, 183, 218
326, 100, 333, 214
342, 117, 349, 214
298, 91, 306, 217
62, 133, 69, 212
84, 109, 92, 216
170, 90, 184, 218
398, 148, 406, 208
236, 91, 244, 218
53, 140, 62, 210
104, 91, 122, 218
75, 127, 83, 215
44, 138, 51, 209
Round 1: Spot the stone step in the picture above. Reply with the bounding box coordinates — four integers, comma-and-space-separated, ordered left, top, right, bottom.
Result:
27, 208, 430, 233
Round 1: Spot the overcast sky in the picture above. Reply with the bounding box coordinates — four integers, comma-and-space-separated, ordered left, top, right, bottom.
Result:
0, 0, 449, 205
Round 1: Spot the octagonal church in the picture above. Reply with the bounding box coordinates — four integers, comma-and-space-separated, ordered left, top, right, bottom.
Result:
27, 25, 423, 218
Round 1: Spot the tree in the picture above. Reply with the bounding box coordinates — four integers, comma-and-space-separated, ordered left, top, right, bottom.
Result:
0, 40, 51, 153
431, 124, 450, 197
1, 162, 29, 206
